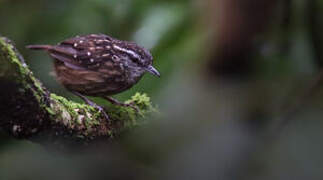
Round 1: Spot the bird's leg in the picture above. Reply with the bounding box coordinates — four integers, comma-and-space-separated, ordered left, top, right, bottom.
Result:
72, 92, 110, 121
104, 96, 139, 113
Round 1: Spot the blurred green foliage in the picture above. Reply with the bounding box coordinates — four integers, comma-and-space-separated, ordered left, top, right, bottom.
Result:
0, 0, 203, 103
2, 0, 323, 179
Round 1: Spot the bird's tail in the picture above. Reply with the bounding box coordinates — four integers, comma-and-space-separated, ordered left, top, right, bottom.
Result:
26, 45, 53, 50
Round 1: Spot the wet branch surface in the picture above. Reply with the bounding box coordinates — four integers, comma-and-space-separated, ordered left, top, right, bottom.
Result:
0, 36, 157, 148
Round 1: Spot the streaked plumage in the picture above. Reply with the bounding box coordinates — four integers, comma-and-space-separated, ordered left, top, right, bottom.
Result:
27, 34, 160, 120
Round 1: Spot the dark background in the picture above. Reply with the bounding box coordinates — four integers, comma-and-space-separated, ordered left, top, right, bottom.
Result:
1, 0, 323, 179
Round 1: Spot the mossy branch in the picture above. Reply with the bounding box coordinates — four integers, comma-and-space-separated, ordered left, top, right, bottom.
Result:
0, 36, 157, 146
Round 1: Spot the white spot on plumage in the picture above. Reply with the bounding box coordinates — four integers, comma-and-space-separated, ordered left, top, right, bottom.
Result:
74, 43, 78, 47
87, 52, 91, 56
120, 63, 124, 70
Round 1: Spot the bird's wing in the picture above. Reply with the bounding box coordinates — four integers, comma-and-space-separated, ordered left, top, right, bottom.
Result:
49, 34, 115, 70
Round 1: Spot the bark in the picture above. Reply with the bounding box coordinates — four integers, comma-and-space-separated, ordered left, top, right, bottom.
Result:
207, 0, 278, 78
0, 36, 157, 148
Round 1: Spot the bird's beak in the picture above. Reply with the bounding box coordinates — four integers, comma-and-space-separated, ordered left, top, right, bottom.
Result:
146, 65, 160, 77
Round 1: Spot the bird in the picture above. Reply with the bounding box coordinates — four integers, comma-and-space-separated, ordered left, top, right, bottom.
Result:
27, 34, 160, 120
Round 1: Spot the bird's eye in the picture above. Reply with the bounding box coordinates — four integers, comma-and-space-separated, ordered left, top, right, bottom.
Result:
112, 55, 119, 61
131, 56, 140, 62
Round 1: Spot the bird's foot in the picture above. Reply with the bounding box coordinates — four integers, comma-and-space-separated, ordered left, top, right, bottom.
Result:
89, 102, 110, 121
105, 97, 139, 113
73, 92, 110, 121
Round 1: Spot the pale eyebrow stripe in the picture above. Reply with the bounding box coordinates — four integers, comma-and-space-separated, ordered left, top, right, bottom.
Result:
113, 44, 140, 60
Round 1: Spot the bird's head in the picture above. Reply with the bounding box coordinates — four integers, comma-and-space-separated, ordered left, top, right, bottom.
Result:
113, 41, 160, 78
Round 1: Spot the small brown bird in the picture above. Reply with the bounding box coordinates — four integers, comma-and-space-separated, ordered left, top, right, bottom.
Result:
27, 34, 160, 120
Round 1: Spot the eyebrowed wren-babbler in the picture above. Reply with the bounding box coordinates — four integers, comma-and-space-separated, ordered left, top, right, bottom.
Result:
27, 34, 160, 120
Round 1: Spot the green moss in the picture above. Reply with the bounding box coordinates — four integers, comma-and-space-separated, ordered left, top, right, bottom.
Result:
0, 37, 47, 106
45, 107, 56, 115
0, 38, 32, 84
108, 93, 158, 134
49, 92, 157, 134
49, 93, 101, 130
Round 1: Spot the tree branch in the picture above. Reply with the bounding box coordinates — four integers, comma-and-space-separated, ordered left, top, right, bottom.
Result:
0, 36, 157, 147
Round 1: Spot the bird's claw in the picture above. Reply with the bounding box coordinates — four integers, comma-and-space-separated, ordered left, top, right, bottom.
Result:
72, 92, 110, 122
127, 102, 140, 113
105, 97, 140, 113
95, 105, 110, 121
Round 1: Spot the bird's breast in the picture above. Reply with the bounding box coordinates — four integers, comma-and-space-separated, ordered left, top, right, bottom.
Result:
53, 60, 133, 96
